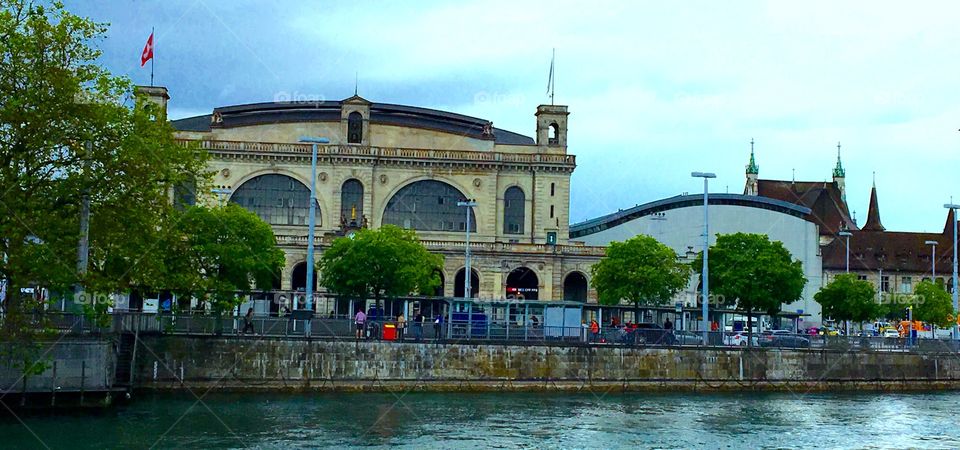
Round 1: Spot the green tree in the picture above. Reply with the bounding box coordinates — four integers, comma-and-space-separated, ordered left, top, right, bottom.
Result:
913, 281, 954, 331
814, 273, 881, 330
318, 225, 443, 306
591, 235, 691, 309
692, 233, 806, 345
171, 204, 285, 314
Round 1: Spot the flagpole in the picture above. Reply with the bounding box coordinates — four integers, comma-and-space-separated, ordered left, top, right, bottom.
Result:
150, 26, 155, 87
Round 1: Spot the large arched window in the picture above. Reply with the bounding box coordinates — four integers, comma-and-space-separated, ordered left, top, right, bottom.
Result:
347, 112, 363, 144
383, 180, 476, 232
340, 179, 364, 226
503, 186, 525, 234
230, 174, 318, 226
563, 272, 588, 302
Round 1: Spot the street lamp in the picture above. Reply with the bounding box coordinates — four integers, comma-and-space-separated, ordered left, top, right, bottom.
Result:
692, 171, 716, 344
839, 231, 852, 273
457, 200, 478, 300
925, 240, 938, 281
944, 203, 960, 340
211, 187, 231, 206
298, 136, 330, 315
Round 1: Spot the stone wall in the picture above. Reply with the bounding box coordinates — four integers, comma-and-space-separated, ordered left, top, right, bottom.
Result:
136, 336, 960, 392
0, 339, 114, 393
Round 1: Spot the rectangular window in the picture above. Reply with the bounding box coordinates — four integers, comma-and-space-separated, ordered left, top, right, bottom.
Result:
881, 276, 890, 293
900, 277, 912, 294
550, 205, 555, 218
550, 183, 555, 196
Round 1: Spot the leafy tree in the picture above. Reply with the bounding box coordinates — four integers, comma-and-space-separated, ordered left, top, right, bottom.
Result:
171, 204, 285, 314
913, 281, 954, 331
318, 225, 443, 306
815, 273, 881, 331
692, 233, 806, 345
591, 235, 691, 308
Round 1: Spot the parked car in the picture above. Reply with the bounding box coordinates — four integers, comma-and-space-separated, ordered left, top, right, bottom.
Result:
723, 332, 759, 346
882, 329, 900, 338
758, 330, 810, 348
818, 326, 841, 336
605, 323, 678, 345
674, 330, 704, 345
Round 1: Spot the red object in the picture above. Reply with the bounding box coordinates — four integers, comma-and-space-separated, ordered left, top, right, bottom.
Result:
382, 323, 397, 341
140, 32, 154, 66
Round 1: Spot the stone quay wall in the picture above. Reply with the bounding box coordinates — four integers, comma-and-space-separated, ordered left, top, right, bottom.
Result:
1, 339, 114, 394
135, 336, 960, 392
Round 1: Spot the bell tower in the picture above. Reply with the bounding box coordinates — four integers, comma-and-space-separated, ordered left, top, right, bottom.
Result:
745, 138, 759, 196
535, 105, 568, 150
833, 142, 846, 202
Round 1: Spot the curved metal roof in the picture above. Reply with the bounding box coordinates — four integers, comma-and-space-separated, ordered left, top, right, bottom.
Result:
171, 99, 535, 145
569, 193, 813, 238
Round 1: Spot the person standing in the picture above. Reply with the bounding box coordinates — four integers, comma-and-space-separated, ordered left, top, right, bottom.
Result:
355, 309, 366, 339
589, 319, 600, 343
397, 313, 406, 341
242, 307, 255, 335
434, 314, 443, 340
664, 318, 673, 330
414, 311, 424, 341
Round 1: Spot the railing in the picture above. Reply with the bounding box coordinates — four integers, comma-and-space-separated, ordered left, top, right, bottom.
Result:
271, 234, 607, 255
175, 139, 577, 166
42, 313, 960, 353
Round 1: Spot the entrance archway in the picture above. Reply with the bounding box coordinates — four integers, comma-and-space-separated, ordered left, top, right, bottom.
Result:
506, 267, 539, 300
454, 268, 479, 298
563, 272, 588, 302
291, 262, 317, 292
433, 270, 445, 297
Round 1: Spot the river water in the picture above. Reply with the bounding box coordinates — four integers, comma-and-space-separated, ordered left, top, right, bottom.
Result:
2, 391, 959, 449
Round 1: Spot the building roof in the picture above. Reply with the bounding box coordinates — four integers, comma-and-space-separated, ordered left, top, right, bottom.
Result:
861, 185, 885, 232
822, 228, 952, 274
757, 179, 857, 235
569, 193, 811, 238
170, 99, 535, 145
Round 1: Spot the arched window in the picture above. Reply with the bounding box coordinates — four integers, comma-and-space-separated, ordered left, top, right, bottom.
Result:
503, 186, 525, 235
383, 180, 476, 232
340, 179, 364, 226
548, 122, 559, 145
563, 272, 588, 302
230, 174, 318, 226
347, 111, 363, 144
506, 267, 539, 300
454, 268, 479, 298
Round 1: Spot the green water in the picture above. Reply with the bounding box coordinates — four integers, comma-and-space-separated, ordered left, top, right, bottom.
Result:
2, 391, 959, 449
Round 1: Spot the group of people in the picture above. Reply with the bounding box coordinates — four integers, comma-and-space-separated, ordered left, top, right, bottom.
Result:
354, 309, 444, 341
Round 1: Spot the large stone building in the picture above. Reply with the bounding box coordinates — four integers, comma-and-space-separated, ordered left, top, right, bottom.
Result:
143, 87, 603, 305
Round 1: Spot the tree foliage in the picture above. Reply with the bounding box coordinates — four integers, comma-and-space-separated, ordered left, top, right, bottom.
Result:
814, 273, 881, 323
913, 281, 954, 329
169, 204, 285, 313
591, 235, 691, 306
692, 233, 807, 317
318, 225, 443, 302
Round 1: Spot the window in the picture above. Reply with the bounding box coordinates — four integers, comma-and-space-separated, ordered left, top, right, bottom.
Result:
550, 183, 555, 196
347, 111, 363, 144
340, 179, 364, 226
881, 276, 890, 293
550, 205, 555, 219
230, 174, 317, 226
383, 180, 475, 232
857, 275, 868, 281
503, 186, 525, 235
900, 277, 912, 294
548, 122, 559, 145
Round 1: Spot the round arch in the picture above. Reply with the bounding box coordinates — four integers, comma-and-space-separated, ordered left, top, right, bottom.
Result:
381, 179, 477, 232
376, 176, 480, 229
506, 266, 540, 300
340, 178, 365, 226
290, 261, 317, 293
562, 271, 588, 302
454, 267, 480, 298
229, 171, 328, 227
503, 185, 526, 235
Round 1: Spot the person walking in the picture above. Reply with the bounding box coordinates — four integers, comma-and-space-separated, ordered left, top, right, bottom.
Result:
242, 307, 255, 335
397, 313, 406, 341
355, 309, 367, 339
414, 311, 424, 341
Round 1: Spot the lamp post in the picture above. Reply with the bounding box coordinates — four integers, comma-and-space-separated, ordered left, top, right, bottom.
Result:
456, 200, 478, 300
944, 203, 960, 340
211, 187, 231, 206
839, 230, 853, 335
298, 136, 330, 315
925, 240, 938, 281
692, 172, 716, 343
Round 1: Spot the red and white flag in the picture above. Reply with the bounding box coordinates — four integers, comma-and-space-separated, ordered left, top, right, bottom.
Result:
140, 32, 154, 67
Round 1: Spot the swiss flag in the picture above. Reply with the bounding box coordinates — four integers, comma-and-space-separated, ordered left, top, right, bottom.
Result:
140, 32, 154, 67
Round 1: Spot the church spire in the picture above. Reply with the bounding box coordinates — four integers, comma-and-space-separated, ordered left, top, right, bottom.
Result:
861, 179, 885, 232
746, 138, 759, 175
833, 141, 845, 178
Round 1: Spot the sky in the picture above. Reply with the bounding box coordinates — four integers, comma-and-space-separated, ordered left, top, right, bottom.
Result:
63, 0, 960, 233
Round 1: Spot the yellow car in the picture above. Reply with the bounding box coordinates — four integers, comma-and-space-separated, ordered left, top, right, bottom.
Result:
818, 327, 840, 336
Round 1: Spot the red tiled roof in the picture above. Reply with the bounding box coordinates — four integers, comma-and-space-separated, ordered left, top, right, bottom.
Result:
757, 180, 857, 235
861, 186, 885, 231
822, 229, 952, 274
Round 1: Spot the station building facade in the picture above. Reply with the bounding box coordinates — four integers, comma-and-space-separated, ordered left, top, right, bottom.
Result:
144, 87, 602, 303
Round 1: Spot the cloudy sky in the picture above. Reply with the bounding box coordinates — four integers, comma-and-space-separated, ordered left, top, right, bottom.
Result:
65, 0, 960, 232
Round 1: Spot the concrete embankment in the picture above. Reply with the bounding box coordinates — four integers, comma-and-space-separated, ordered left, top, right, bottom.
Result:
134, 336, 960, 392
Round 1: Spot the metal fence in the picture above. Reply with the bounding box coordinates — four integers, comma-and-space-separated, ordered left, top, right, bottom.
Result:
37, 312, 960, 353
